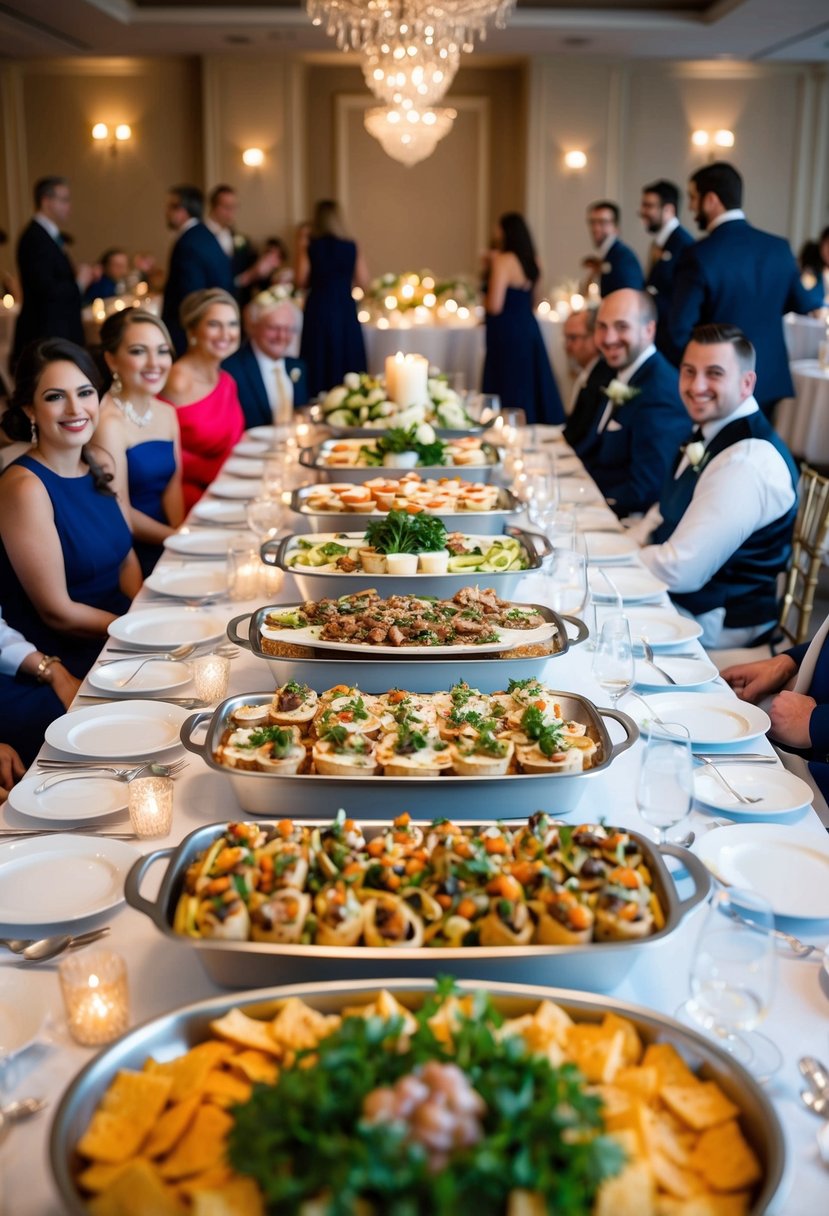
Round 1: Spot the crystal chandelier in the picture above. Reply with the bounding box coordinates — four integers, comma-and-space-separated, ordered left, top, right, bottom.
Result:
362, 32, 461, 108
307, 0, 516, 54
364, 104, 457, 167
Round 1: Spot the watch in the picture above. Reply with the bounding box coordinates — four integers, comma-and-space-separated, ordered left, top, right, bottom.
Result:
35, 654, 62, 682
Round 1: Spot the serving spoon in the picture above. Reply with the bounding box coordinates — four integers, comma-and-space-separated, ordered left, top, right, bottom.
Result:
0, 927, 110, 961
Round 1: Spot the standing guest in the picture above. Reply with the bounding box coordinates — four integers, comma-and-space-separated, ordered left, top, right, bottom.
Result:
96, 308, 183, 575
160, 289, 244, 510
583, 201, 644, 297
296, 200, 368, 397
634, 324, 797, 649
816, 227, 829, 303
482, 212, 563, 425
576, 289, 689, 518
0, 339, 140, 678
562, 307, 612, 449
206, 184, 280, 306
638, 180, 694, 353
666, 162, 822, 414
82, 248, 130, 304
162, 184, 235, 356
223, 293, 308, 429
11, 177, 94, 368
0, 608, 81, 771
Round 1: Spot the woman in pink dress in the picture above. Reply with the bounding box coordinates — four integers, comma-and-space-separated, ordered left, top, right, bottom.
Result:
160, 288, 244, 509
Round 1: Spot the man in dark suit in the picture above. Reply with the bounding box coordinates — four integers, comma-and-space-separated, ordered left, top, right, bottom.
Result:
223, 292, 308, 429
584, 201, 644, 297
162, 184, 235, 355
562, 307, 613, 449
206, 184, 279, 308
639, 179, 694, 354
666, 161, 822, 414
12, 176, 93, 368
576, 289, 689, 518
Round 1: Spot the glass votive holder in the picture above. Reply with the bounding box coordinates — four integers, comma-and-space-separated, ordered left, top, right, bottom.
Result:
259, 560, 285, 598
128, 774, 174, 837
227, 536, 261, 601
59, 950, 129, 1046
192, 653, 231, 705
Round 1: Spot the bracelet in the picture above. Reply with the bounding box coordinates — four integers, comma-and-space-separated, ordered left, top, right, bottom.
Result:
35, 654, 62, 683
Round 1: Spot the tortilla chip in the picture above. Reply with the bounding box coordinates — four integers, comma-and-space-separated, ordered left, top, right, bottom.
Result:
157, 1105, 233, 1181
651, 1149, 706, 1199
191, 1177, 266, 1216
144, 1095, 201, 1159
566, 1024, 626, 1082
78, 1072, 173, 1163
175, 1166, 234, 1200
202, 1069, 253, 1107
147, 1042, 236, 1102
87, 1160, 185, 1215
661, 1083, 740, 1131
595, 1160, 656, 1216
77, 1160, 141, 1194
210, 1008, 283, 1056
656, 1195, 752, 1216
690, 1121, 762, 1191
643, 1043, 698, 1088
615, 1065, 660, 1102
270, 997, 341, 1052
602, 1012, 643, 1065
228, 1049, 279, 1086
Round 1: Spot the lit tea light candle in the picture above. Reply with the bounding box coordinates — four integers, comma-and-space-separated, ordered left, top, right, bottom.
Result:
128, 773, 174, 837
59, 950, 129, 1046
390, 353, 428, 407
227, 539, 261, 601
192, 654, 231, 705
259, 560, 285, 598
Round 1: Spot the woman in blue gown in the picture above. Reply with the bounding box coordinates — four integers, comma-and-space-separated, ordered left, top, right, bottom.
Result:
96, 308, 183, 575
0, 339, 140, 678
296, 200, 369, 397
482, 212, 564, 426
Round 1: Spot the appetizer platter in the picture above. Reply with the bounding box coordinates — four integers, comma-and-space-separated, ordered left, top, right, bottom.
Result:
179, 682, 637, 817
124, 812, 709, 989
290, 477, 520, 536
301, 433, 501, 484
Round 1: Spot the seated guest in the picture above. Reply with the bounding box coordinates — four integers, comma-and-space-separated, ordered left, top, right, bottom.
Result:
583, 201, 644, 296
575, 289, 689, 517
0, 339, 140, 678
0, 607, 80, 770
635, 324, 798, 649
0, 743, 23, 804
82, 247, 130, 303
160, 288, 244, 510
96, 308, 184, 575
223, 293, 308, 429
561, 307, 612, 449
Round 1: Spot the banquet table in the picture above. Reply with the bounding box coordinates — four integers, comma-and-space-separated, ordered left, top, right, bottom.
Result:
775, 360, 829, 464
1, 435, 829, 1214
784, 314, 826, 363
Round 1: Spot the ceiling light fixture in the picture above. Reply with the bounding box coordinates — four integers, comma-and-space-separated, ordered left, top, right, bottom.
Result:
364, 103, 457, 166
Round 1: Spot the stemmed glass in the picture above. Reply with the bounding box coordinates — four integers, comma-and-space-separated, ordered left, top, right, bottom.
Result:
526, 471, 560, 528
591, 614, 635, 705
543, 549, 588, 617
680, 888, 782, 1081
636, 722, 693, 845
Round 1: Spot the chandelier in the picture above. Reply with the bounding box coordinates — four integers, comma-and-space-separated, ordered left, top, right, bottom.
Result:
364, 104, 457, 166
306, 1, 516, 54
362, 32, 461, 108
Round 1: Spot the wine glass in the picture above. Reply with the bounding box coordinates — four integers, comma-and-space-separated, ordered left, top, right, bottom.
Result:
636, 722, 693, 845
591, 614, 634, 705
543, 549, 588, 616
246, 495, 287, 542
680, 888, 782, 1081
526, 471, 560, 528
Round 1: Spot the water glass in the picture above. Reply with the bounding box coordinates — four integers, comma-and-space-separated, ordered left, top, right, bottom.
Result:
543, 508, 576, 552
227, 535, 261, 601
246, 495, 287, 541
591, 614, 634, 704
526, 471, 560, 527
636, 722, 693, 844
543, 549, 588, 617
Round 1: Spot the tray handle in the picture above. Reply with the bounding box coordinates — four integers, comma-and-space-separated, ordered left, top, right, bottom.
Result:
560, 613, 588, 648
597, 706, 639, 760
505, 525, 553, 560
657, 843, 712, 919
124, 849, 176, 928
260, 534, 292, 568
179, 710, 214, 756
226, 613, 253, 649
288, 488, 303, 513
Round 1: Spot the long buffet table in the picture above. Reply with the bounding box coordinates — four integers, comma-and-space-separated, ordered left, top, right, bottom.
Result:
1, 435, 828, 1214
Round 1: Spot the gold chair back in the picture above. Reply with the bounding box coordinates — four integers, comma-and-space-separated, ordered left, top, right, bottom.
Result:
778, 464, 829, 647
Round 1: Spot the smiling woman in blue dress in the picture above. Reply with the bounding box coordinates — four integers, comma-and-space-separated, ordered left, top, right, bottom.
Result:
0, 339, 140, 678
95, 307, 184, 575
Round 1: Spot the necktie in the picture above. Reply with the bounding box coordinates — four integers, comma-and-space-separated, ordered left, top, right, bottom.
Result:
273, 360, 293, 425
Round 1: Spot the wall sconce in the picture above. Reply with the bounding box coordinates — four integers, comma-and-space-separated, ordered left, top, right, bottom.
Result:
242, 147, 265, 167
563, 150, 587, 170
91, 123, 132, 156
691, 129, 735, 156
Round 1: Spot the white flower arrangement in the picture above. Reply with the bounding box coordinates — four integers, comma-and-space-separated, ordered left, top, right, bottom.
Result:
320, 369, 475, 431
601, 379, 641, 408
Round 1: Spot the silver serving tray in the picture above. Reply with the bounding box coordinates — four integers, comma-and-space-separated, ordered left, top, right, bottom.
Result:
289, 483, 522, 536
227, 601, 589, 694
125, 817, 705, 991
50, 978, 786, 1216
262, 525, 549, 601
326, 421, 486, 440
300, 439, 501, 484
179, 689, 638, 819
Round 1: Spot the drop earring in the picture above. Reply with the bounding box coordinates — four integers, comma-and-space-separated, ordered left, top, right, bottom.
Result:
29, 418, 37, 443
111, 373, 123, 397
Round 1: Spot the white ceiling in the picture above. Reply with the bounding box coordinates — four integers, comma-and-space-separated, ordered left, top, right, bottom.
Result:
1, 0, 828, 61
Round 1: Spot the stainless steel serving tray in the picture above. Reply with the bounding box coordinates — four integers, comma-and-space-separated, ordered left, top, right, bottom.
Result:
262, 525, 549, 601
125, 817, 705, 991
179, 690, 637, 819
289, 483, 522, 536
228, 602, 589, 695
326, 421, 486, 440
300, 439, 501, 484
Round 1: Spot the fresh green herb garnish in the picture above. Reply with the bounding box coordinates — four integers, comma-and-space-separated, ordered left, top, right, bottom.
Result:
364, 509, 448, 555
247, 725, 296, 756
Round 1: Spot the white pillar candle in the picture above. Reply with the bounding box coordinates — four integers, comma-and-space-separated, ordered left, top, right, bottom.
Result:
392, 353, 429, 407
385, 352, 403, 400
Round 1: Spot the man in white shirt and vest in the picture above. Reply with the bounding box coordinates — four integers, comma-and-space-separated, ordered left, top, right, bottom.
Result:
222, 291, 308, 429
636, 323, 798, 649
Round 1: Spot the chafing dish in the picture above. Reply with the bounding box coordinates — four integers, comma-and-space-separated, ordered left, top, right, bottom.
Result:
289, 483, 521, 536
300, 438, 501, 484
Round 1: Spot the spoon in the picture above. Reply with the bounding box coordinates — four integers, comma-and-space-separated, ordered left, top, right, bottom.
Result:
801, 1088, 829, 1117
640, 639, 677, 685
800, 1057, 829, 1098
0, 926, 110, 961
0, 1098, 47, 1146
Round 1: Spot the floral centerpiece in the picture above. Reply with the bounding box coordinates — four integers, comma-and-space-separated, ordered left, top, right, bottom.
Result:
321, 372, 475, 431
359, 270, 480, 327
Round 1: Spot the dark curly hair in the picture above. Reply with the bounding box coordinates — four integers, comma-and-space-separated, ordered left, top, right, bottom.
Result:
499, 212, 540, 285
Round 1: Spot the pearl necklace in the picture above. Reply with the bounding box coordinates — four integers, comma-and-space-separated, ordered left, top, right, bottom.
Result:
112, 394, 153, 428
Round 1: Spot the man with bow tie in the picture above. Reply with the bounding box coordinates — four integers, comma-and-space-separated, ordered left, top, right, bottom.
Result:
638, 179, 694, 353
635, 323, 798, 648
223, 292, 308, 429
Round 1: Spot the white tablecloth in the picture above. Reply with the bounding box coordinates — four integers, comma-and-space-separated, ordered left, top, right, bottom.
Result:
775, 360, 829, 464
784, 314, 826, 363
1, 438, 828, 1214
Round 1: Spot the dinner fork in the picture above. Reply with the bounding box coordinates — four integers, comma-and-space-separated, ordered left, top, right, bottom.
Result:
34, 759, 187, 795
693, 756, 762, 806
726, 908, 820, 958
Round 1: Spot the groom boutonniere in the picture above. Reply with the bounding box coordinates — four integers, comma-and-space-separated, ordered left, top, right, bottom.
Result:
683, 440, 710, 474
601, 379, 641, 409
289, 367, 302, 384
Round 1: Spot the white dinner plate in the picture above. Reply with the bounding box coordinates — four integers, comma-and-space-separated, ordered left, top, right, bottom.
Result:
584, 532, 638, 564
222, 456, 265, 479
0, 973, 52, 1058
0, 836, 138, 926
107, 607, 226, 651
45, 700, 190, 759
144, 563, 228, 599
693, 765, 813, 818
163, 529, 253, 559
233, 440, 269, 459
573, 507, 623, 533
627, 692, 771, 746
208, 478, 260, 500
624, 608, 703, 650
88, 658, 191, 695
6, 773, 128, 823
696, 825, 829, 919
190, 498, 249, 526
588, 567, 668, 603
247, 425, 292, 445
634, 654, 718, 689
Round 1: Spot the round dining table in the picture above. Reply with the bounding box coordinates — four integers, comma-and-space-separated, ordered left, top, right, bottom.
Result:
774, 359, 829, 464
